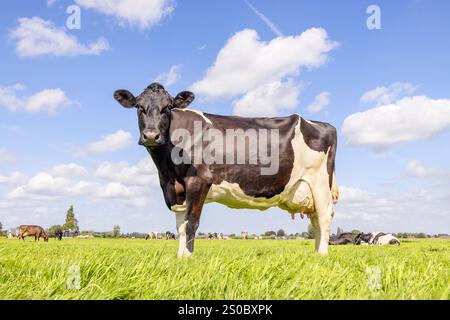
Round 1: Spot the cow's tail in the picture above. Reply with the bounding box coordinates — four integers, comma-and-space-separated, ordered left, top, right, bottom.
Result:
327, 128, 339, 205
331, 172, 339, 204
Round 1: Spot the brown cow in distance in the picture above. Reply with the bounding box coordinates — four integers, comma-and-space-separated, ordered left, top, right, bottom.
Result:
18, 225, 48, 242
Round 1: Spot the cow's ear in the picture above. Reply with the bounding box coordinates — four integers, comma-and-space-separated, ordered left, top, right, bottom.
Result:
114, 90, 136, 108
173, 91, 195, 109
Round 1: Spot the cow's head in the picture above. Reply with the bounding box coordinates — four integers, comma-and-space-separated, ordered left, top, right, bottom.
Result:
114, 83, 195, 147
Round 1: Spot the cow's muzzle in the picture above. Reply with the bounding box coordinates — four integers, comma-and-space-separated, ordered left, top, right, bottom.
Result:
140, 129, 161, 147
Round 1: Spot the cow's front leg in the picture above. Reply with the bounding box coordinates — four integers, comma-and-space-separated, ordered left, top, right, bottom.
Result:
175, 212, 190, 258
178, 178, 211, 258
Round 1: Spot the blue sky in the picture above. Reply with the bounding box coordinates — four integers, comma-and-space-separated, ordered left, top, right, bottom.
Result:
0, 0, 449, 234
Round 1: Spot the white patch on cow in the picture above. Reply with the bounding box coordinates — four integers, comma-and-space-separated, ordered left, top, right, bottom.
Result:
171, 202, 186, 213
369, 232, 400, 245
205, 117, 330, 215
178, 109, 213, 124
175, 213, 191, 258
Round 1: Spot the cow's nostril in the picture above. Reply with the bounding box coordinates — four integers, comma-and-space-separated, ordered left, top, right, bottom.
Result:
154, 134, 160, 141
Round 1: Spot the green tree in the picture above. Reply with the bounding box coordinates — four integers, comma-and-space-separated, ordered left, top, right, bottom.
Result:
63, 205, 78, 231
113, 225, 121, 238
417, 233, 426, 238
0, 221, 2, 232
307, 224, 316, 239
351, 229, 362, 235
264, 230, 276, 237
337, 227, 343, 235
276, 229, 286, 237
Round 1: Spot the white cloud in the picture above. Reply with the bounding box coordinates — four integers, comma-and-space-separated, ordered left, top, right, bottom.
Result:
307, 91, 330, 113
361, 82, 417, 106
86, 130, 132, 153
5, 158, 155, 204
0, 171, 28, 185
334, 187, 450, 233
10, 17, 110, 57
339, 185, 372, 203
232, 79, 301, 117
405, 160, 436, 178
8, 172, 94, 200
155, 65, 181, 86
76, 0, 174, 29
95, 182, 133, 199
0, 148, 15, 164
190, 28, 337, 100
342, 95, 450, 149
50, 163, 88, 177
0, 84, 74, 114
93, 158, 158, 187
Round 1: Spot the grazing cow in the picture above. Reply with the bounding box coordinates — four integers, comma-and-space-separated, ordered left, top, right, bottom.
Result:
329, 232, 357, 245
18, 225, 48, 242
165, 231, 176, 240
145, 232, 158, 240
356, 232, 400, 245
114, 83, 339, 257
55, 228, 63, 241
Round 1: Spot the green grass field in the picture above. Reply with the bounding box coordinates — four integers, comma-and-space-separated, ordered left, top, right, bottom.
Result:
0, 238, 448, 300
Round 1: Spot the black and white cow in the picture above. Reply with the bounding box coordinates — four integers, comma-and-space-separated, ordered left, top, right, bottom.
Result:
329, 232, 357, 245
355, 232, 400, 245
165, 231, 176, 240
114, 83, 339, 257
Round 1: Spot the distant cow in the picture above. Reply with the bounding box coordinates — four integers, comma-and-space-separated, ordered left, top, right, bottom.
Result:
55, 228, 63, 241
114, 82, 339, 257
18, 225, 48, 242
208, 232, 224, 240
165, 231, 176, 240
241, 231, 249, 240
356, 232, 400, 245
208, 232, 218, 240
329, 232, 357, 245
145, 232, 158, 240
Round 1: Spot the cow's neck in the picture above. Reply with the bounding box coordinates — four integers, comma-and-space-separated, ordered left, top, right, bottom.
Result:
147, 143, 176, 181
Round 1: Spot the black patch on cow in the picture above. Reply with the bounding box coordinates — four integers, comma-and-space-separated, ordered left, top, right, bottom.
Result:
389, 238, 400, 245
300, 118, 337, 188
329, 232, 356, 245
169, 111, 299, 199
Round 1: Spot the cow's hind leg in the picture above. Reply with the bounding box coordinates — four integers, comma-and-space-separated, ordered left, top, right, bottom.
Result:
310, 178, 334, 255
311, 205, 333, 255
